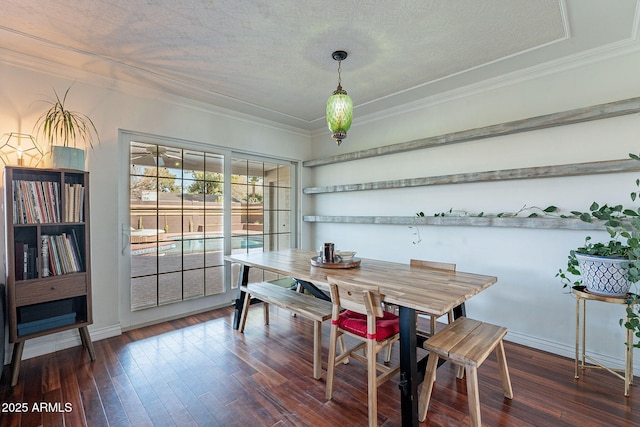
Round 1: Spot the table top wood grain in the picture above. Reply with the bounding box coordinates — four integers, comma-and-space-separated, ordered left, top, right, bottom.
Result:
226, 249, 497, 316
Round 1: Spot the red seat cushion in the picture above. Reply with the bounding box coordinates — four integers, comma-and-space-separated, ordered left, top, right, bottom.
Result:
337, 310, 399, 341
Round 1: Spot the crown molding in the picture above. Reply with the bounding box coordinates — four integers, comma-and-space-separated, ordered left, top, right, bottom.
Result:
0, 46, 311, 139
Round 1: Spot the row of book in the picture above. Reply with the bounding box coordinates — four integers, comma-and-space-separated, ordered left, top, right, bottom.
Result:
42, 233, 84, 277
13, 232, 84, 281
12, 180, 61, 224
12, 180, 85, 224
65, 183, 85, 223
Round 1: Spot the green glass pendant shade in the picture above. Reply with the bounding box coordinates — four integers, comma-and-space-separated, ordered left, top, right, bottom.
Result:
326, 88, 353, 146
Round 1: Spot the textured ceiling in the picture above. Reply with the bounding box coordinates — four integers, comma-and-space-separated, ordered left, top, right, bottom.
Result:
0, 1, 638, 131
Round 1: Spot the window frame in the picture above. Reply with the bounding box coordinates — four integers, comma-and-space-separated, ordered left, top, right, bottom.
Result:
118, 130, 299, 329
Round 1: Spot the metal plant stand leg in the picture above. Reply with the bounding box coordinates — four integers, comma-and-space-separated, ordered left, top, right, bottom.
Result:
572, 286, 635, 396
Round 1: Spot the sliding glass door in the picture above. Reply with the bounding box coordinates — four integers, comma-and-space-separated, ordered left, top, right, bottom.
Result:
128, 140, 295, 312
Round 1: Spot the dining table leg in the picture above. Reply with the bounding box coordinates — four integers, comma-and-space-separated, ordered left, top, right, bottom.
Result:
232, 264, 251, 330
398, 305, 419, 427
295, 279, 331, 301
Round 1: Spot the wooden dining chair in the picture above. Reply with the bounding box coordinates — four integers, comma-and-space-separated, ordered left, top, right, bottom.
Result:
325, 276, 400, 427
382, 259, 457, 363
410, 259, 456, 336
383, 259, 456, 334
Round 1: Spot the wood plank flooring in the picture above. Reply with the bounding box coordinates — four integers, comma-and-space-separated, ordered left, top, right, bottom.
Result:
1, 305, 638, 426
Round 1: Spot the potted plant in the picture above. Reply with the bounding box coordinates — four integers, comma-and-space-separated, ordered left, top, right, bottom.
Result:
557, 152, 640, 347
33, 85, 99, 170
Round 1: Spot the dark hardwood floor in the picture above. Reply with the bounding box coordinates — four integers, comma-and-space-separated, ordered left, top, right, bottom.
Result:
1, 305, 638, 426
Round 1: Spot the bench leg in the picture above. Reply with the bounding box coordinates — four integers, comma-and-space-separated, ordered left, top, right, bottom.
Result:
418, 351, 439, 422
495, 341, 513, 399
313, 320, 322, 379
466, 364, 481, 427
239, 291, 251, 333
263, 302, 269, 325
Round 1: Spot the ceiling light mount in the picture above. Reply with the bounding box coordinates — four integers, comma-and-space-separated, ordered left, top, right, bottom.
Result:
326, 50, 353, 146
332, 50, 348, 62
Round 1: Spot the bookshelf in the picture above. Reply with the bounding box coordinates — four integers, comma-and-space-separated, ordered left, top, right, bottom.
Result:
3, 166, 95, 387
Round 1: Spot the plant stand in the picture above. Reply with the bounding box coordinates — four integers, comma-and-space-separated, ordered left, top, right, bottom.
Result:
572, 286, 635, 396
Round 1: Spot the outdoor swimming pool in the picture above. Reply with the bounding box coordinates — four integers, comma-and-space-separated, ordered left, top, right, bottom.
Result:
131, 235, 263, 256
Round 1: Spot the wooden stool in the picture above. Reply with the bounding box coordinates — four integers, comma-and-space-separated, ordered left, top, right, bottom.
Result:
418, 317, 513, 427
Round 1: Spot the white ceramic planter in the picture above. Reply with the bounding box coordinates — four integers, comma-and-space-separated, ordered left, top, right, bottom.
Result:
575, 253, 631, 297
42, 146, 86, 171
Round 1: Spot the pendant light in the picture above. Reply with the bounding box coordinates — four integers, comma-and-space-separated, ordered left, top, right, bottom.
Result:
326, 50, 353, 146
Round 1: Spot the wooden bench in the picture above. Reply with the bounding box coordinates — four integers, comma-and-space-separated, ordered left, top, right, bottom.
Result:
239, 281, 333, 379
418, 316, 513, 427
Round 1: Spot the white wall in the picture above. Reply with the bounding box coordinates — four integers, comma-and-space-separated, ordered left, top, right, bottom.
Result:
307, 47, 640, 371
0, 56, 311, 362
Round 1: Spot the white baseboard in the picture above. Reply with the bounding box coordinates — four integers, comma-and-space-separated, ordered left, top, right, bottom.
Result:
505, 330, 640, 374
3, 323, 122, 365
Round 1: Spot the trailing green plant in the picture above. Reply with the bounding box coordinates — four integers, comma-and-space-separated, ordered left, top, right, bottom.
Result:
33, 85, 100, 149
409, 205, 560, 245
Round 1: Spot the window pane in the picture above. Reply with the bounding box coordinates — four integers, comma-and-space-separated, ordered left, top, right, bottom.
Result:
159, 272, 182, 305
205, 153, 224, 175
278, 211, 291, 234
183, 150, 204, 176
205, 266, 224, 295
204, 238, 224, 267
131, 142, 159, 174
277, 187, 290, 210
131, 276, 157, 311
158, 247, 182, 274
184, 269, 205, 300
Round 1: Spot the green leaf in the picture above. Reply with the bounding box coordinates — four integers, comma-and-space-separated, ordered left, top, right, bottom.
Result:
589, 202, 599, 211
579, 213, 592, 222
543, 206, 558, 213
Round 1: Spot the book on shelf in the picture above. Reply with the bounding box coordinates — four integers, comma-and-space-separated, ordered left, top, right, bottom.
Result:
12, 180, 61, 224
42, 233, 83, 275
15, 241, 24, 281
28, 247, 37, 279
14, 241, 38, 280
71, 229, 84, 271
41, 235, 50, 277
64, 183, 85, 222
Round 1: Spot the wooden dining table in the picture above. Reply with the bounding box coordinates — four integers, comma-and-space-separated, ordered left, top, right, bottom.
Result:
226, 248, 498, 427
